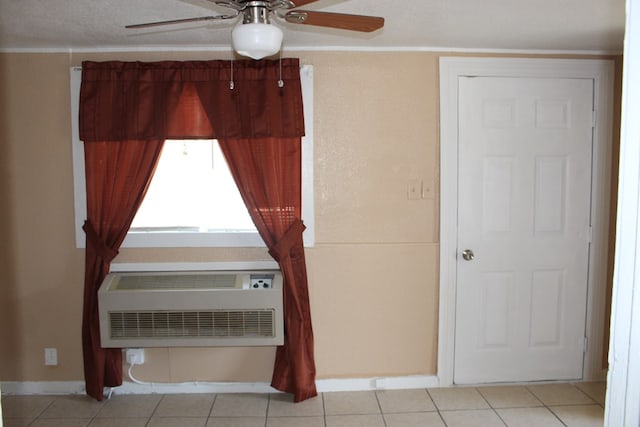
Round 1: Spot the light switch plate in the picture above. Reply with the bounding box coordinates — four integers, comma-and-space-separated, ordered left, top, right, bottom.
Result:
408, 179, 422, 200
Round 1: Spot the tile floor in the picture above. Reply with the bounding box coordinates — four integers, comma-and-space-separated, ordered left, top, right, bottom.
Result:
1, 382, 605, 427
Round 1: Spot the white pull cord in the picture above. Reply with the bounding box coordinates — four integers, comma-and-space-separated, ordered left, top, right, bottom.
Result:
278, 49, 285, 88
230, 60, 235, 90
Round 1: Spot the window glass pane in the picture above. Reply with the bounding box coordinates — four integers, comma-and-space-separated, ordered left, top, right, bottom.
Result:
130, 140, 256, 232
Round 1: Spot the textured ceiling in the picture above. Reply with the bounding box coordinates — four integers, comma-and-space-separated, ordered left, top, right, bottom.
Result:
0, 0, 626, 53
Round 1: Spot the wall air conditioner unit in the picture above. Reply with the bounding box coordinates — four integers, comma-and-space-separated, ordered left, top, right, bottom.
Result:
98, 270, 283, 348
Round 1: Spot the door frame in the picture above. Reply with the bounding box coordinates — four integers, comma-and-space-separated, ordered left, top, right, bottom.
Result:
438, 57, 616, 386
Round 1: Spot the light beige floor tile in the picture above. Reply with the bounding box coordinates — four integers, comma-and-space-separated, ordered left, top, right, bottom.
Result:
268, 393, 324, 417
88, 418, 149, 427
497, 407, 564, 427
440, 409, 505, 427
1, 395, 56, 419
210, 394, 269, 417
527, 384, 595, 406
323, 391, 380, 415
40, 395, 104, 419
154, 394, 215, 417
95, 394, 162, 418
29, 419, 91, 427
478, 386, 544, 409
384, 412, 446, 427
266, 416, 325, 427
2, 419, 33, 427
574, 382, 606, 406
206, 417, 266, 427
549, 404, 605, 427
147, 417, 208, 426
427, 387, 490, 410
326, 414, 386, 427
376, 389, 436, 413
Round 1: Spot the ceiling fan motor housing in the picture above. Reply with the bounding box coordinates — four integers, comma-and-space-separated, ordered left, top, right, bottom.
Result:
241, 1, 273, 24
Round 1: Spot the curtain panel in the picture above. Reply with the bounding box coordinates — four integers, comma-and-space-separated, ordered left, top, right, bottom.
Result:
81, 139, 164, 400
219, 138, 317, 401
79, 59, 317, 402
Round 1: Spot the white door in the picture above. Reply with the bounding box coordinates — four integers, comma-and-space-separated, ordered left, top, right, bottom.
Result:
454, 76, 594, 384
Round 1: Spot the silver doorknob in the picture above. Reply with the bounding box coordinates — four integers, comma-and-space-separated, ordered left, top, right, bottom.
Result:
462, 249, 475, 261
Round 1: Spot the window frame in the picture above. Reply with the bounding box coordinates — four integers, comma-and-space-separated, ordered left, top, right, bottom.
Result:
70, 64, 314, 248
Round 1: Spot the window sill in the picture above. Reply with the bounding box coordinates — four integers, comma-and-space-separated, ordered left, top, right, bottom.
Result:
121, 231, 266, 248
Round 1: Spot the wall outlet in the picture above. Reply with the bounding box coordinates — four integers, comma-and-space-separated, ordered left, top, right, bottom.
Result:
44, 348, 58, 366
125, 348, 145, 365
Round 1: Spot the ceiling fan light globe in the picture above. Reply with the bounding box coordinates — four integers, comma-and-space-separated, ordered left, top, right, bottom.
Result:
232, 23, 283, 60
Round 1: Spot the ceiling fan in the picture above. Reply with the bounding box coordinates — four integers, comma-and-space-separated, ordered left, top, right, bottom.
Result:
126, 0, 385, 59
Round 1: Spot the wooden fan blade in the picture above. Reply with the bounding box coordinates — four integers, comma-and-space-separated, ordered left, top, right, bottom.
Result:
285, 10, 384, 32
126, 15, 233, 29
289, 0, 321, 6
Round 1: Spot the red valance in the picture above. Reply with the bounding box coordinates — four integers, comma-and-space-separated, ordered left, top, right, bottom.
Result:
79, 59, 305, 141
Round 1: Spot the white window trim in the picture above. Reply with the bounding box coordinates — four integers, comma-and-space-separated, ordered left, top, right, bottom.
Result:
70, 64, 314, 248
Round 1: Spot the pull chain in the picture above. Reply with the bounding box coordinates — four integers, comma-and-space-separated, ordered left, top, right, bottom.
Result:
229, 60, 235, 90
277, 49, 284, 88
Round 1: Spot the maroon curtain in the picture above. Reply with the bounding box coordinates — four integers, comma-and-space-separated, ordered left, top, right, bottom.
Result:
79, 59, 315, 401
218, 138, 316, 401
81, 140, 164, 400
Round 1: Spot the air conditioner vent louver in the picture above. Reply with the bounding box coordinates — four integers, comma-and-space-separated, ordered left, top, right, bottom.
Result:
116, 274, 238, 290
98, 270, 283, 348
109, 310, 275, 339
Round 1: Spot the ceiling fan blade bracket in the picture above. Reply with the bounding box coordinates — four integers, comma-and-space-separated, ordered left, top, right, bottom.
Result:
125, 13, 238, 29
212, 1, 244, 11
269, 0, 296, 11
284, 11, 308, 24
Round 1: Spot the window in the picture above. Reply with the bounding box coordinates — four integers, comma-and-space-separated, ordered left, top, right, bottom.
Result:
128, 139, 256, 232
70, 65, 314, 248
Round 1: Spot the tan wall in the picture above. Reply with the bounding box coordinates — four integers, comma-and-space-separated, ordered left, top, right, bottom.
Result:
0, 53, 87, 381
0, 50, 618, 385
0, 51, 439, 383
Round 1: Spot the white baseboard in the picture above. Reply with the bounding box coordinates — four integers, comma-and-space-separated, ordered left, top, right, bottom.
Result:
1, 375, 440, 396
317, 375, 440, 392
1, 381, 87, 395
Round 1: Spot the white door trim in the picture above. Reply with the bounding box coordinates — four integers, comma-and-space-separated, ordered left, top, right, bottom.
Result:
605, 0, 640, 423
438, 57, 616, 386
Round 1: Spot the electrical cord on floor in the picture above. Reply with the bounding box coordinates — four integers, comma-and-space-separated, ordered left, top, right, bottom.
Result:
127, 361, 208, 387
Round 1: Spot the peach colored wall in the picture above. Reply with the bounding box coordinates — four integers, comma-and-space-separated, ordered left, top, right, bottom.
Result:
0, 51, 440, 383
0, 50, 618, 385
0, 53, 86, 381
